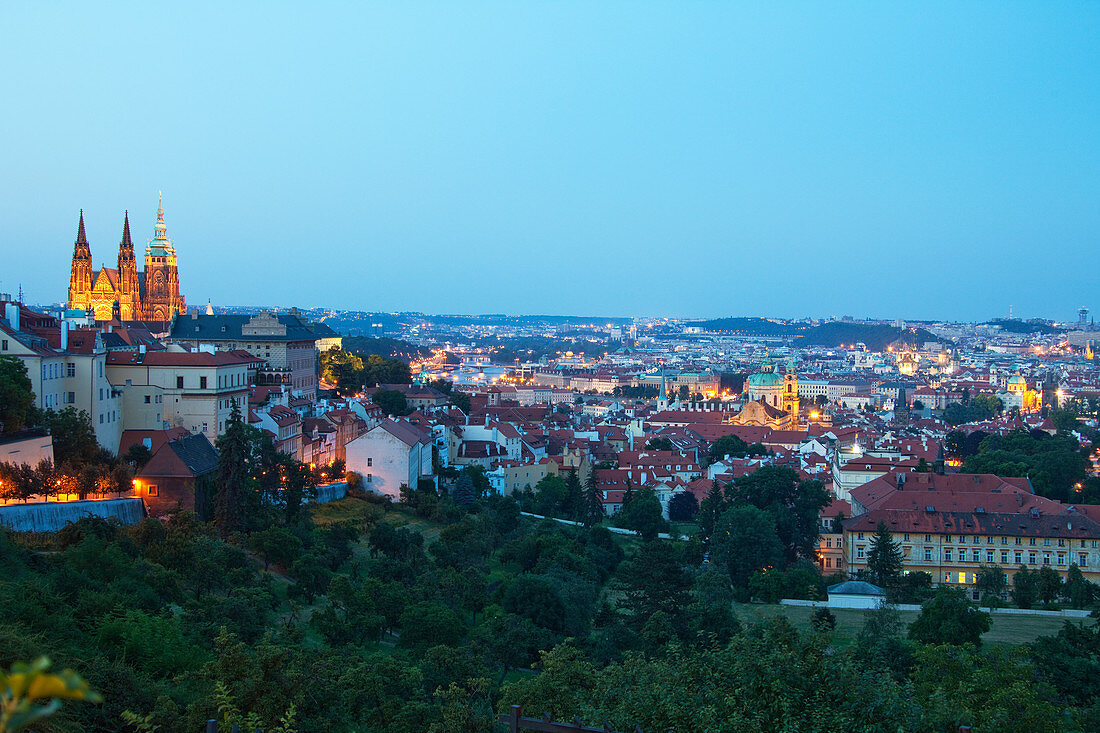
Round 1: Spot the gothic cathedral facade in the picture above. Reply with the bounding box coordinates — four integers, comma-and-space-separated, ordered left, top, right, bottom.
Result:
67, 197, 185, 322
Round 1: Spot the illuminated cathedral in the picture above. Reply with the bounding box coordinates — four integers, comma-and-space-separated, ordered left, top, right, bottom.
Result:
67, 196, 185, 322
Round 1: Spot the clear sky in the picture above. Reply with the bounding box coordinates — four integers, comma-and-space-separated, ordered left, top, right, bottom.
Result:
1, 2, 1098, 322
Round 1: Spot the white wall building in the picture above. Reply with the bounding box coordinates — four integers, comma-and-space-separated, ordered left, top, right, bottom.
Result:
345, 419, 433, 499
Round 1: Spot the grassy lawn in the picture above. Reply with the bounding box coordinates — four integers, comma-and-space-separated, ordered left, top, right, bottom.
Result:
737, 603, 1094, 646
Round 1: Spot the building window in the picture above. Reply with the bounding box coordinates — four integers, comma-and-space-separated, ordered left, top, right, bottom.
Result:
924, 549, 932, 561
945, 549, 952, 562
202, 422, 208, 433
858, 532, 864, 540
1000, 551, 1008, 563
825, 537, 832, 548
67, 363, 75, 377
1029, 553, 1036, 564
945, 535, 952, 542
367, 457, 373, 467
856, 546, 865, 559
1058, 539, 1065, 547
147, 484, 158, 497
144, 395, 151, 403
1044, 539, 1051, 547
200, 376, 208, 389
366, 473, 373, 483
1015, 552, 1022, 564
177, 376, 184, 389
924, 534, 932, 542
1030, 538, 1037, 546
1, 339, 6, 351
99, 414, 103, 424
1016, 538, 1022, 545
987, 536, 994, 545
1057, 553, 1066, 565
972, 550, 980, 562
67, 392, 74, 404
1001, 536, 1007, 545
903, 533, 910, 542
1080, 554, 1088, 566
1043, 555, 1051, 565
986, 551, 994, 563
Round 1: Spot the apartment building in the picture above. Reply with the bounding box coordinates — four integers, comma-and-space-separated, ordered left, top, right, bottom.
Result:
106, 349, 252, 443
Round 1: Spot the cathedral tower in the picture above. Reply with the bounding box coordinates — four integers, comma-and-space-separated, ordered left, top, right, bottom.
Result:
67, 211, 93, 311
115, 211, 140, 320
142, 194, 185, 320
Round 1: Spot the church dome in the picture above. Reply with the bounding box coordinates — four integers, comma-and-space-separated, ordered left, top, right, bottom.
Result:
748, 371, 784, 387
1007, 375, 1026, 385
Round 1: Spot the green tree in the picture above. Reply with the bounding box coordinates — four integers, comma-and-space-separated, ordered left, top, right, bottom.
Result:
614, 541, 691, 639
1036, 565, 1062, 606
975, 565, 1007, 603
695, 480, 726, 542
943, 430, 966, 458
667, 491, 698, 522
213, 402, 259, 534
39, 408, 99, 467
582, 469, 604, 527
908, 586, 991, 646
249, 526, 302, 571
562, 470, 583, 521
372, 389, 409, 416
708, 434, 750, 463
866, 521, 903, 589
614, 487, 667, 540
1062, 564, 1095, 608
501, 576, 566, 633
451, 471, 476, 510
398, 601, 466, 649
449, 390, 471, 414
1010, 566, 1039, 609
0, 355, 35, 435
727, 466, 829, 562
711, 504, 784, 588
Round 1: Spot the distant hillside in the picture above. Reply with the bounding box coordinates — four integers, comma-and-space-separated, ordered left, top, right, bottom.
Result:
692, 317, 937, 351
986, 318, 1064, 335
693, 317, 804, 336
800, 323, 938, 351
339, 336, 430, 362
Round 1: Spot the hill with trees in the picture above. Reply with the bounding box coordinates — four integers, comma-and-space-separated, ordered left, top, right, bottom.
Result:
2, 456, 1098, 731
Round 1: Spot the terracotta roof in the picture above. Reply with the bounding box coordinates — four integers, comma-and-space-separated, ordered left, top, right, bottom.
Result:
107, 350, 254, 367
844, 507, 1100, 539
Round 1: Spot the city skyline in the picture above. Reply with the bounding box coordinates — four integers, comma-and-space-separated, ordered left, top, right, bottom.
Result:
3, 2, 1099, 319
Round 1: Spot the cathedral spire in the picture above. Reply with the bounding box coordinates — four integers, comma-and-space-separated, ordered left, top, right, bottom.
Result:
121, 210, 133, 248
75, 209, 88, 248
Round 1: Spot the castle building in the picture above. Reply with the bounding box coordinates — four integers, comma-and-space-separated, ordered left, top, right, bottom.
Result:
67, 196, 185, 322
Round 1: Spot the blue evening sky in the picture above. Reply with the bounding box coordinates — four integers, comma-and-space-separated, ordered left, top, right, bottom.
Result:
1, 2, 1098, 321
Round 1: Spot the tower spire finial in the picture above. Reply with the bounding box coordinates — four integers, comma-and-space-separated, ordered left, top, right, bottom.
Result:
76, 209, 87, 245
121, 210, 132, 246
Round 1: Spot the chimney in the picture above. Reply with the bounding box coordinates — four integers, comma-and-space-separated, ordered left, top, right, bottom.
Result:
192, 309, 199, 320
139, 344, 147, 354
897, 472, 906, 487
5, 303, 19, 332
60, 320, 69, 351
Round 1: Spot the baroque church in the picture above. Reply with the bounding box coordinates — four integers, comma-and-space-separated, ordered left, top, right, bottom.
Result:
67, 196, 185, 322
732, 353, 800, 429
